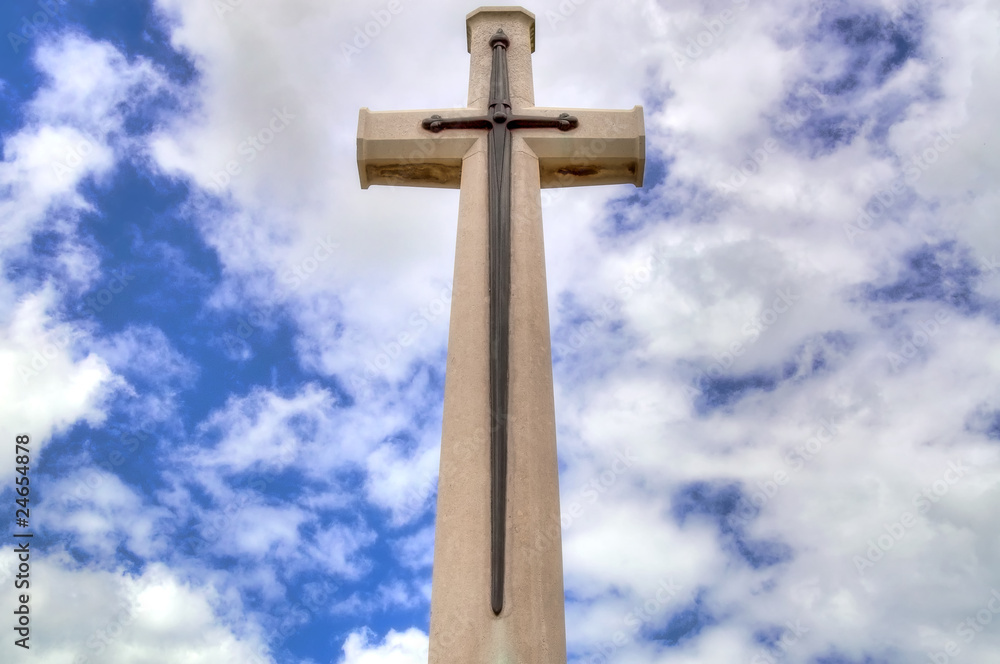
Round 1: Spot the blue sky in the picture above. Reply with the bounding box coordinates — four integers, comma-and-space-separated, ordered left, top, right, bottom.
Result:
1, 0, 999, 662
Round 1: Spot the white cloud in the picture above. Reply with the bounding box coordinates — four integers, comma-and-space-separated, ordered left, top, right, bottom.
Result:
183, 380, 444, 528
364, 437, 440, 526
43, 466, 174, 560
0, 552, 273, 664
191, 382, 344, 474
93, 324, 200, 425
394, 525, 434, 570
0, 288, 119, 470
332, 579, 426, 617
0, 31, 173, 467
2, 33, 167, 258
96, 325, 198, 386
218, 503, 309, 559
309, 522, 377, 578
31, 32, 167, 134
338, 628, 428, 664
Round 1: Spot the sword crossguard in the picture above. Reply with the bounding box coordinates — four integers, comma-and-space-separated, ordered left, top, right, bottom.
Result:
420, 114, 492, 132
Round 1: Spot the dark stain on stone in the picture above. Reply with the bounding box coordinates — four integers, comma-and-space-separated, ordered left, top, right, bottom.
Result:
556, 165, 601, 177
367, 163, 460, 186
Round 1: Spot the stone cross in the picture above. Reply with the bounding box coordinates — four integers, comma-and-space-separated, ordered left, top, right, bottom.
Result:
357, 6, 644, 662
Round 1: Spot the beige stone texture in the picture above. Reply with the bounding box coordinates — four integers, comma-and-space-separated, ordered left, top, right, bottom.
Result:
356, 108, 477, 189
521, 107, 645, 188
466, 8, 536, 110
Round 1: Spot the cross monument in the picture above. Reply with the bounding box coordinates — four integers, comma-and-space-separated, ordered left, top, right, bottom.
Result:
357, 6, 644, 661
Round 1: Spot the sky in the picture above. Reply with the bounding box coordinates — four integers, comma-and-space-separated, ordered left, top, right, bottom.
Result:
0, 0, 998, 662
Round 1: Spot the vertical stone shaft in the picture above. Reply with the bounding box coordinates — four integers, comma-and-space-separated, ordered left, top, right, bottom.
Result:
428, 8, 567, 663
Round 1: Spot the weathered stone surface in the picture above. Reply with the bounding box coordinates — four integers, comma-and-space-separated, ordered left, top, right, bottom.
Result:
356, 108, 479, 189
522, 106, 645, 188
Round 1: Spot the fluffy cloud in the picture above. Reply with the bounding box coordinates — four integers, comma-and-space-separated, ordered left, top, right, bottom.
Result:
338, 628, 428, 664
191, 383, 343, 474
0, 287, 118, 470
0, 30, 172, 462
0, 552, 273, 664
43, 465, 174, 560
